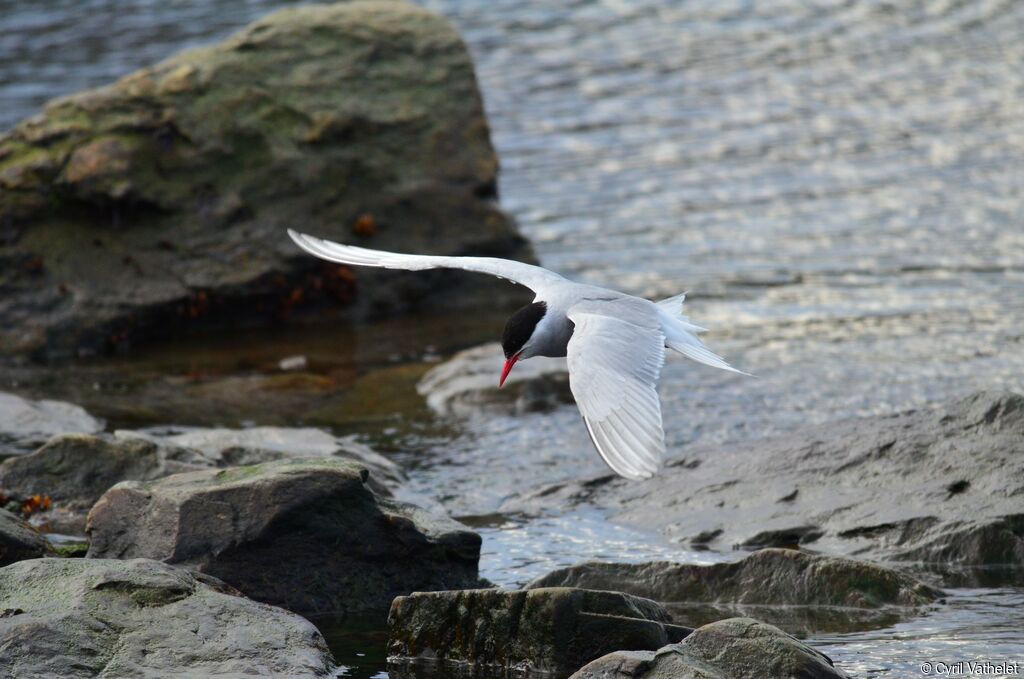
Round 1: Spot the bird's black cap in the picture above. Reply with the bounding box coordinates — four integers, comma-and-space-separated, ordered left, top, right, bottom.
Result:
502, 301, 547, 358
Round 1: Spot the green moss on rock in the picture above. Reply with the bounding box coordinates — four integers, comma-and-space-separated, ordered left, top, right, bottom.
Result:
0, 0, 533, 360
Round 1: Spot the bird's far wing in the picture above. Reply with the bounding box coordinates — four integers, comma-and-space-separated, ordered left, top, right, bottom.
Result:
566, 298, 667, 480
288, 230, 565, 293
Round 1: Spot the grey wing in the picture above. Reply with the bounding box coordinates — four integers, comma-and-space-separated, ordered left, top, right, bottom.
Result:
288, 230, 565, 293
566, 298, 667, 480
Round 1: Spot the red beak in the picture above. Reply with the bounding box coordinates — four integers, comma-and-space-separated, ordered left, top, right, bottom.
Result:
499, 354, 520, 388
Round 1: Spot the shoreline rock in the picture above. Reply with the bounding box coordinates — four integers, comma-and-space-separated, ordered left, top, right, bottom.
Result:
117, 425, 405, 488
570, 617, 849, 679
0, 509, 53, 566
387, 587, 691, 679
418, 341, 571, 416
527, 549, 943, 636
0, 0, 533, 360
527, 549, 942, 609
506, 391, 1024, 584
0, 392, 103, 458
0, 426, 406, 534
0, 557, 335, 678
86, 458, 481, 621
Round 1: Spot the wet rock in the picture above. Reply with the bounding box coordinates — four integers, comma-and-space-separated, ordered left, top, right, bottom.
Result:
418, 341, 571, 416
117, 425, 405, 488
571, 617, 848, 679
0, 557, 334, 678
0, 392, 103, 458
527, 549, 942, 608
86, 458, 480, 621
527, 549, 942, 636
0, 510, 53, 566
0, 0, 533, 360
0, 434, 210, 533
507, 392, 1024, 581
387, 587, 692, 678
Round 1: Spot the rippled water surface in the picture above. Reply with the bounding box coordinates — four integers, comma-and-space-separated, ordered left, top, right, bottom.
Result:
3, 0, 1024, 675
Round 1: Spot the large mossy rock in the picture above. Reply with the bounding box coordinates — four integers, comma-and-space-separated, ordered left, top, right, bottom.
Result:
0, 557, 334, 678
0, 0, 532, 359
508, 392, 1024, 582
86, 458, 481, 621
0, 510, 52, 566
527, 549, 942, 608
570, 617, 848, 679
387, 587, 692, 679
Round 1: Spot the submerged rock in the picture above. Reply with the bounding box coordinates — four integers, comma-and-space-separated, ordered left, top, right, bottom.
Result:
508, 392, 1024, 581
0, 510, 52, 566
418, 342, 571, 416
571, 617, 848, 679
387, 587, 691, 679
0, 392, 103, 458
0, 0, 533, 360
527, 549, 942, 608
0, 557, 334, 678
86, 458, 480, 621
527, 549, 942, 635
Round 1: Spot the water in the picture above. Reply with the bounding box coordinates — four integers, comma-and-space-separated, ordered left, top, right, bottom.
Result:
3, 0, 1024, 676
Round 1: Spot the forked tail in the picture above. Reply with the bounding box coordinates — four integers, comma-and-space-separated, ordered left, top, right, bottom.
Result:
656, 293, 750, 375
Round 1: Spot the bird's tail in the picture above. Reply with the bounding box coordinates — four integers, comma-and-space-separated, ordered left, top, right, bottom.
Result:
656, 293, 750, 375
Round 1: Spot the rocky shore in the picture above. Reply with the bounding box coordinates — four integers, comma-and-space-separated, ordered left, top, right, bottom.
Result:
5, 382, 1019, 677
1, 1, 1021, 677
505, 390, 1024, 586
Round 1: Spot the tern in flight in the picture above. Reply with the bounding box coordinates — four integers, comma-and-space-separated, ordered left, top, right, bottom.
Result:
288, 230, 746, 480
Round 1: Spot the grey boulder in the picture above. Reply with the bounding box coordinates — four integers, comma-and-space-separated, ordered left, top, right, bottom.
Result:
0, 509, 52, 566
571, 617, 848, 679
0, 392, 103, 458
86, 458, 480, 620
0, 434, 211, 534
118, 425, 404, 487
0, 557, 334, 678
388, 587, 691, 679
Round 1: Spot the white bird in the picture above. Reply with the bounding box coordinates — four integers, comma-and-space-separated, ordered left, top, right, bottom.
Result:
287, 230, 747, 480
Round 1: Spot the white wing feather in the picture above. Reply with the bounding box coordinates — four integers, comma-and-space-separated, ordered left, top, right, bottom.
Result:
566, 299, 666, 480
287, 230, 565, 293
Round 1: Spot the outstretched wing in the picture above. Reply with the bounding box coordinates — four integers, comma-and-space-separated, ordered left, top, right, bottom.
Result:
566, 298, 666, 480
288, 230, 565, 293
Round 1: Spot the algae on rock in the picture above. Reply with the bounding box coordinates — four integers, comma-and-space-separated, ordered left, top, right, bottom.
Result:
0, 0, 533, 359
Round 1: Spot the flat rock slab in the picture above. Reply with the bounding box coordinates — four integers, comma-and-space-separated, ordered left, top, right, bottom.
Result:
0, 392, 103, 458
0, 509, 52, 566
527, 548, 942, 608
571, 617, 848, 679
0, 0, 532, 359
87, 458, 481, 621
507, 392, 1024, 582
0, 558, 334, 679
387, 587, 691, 678
527, 549, 943, 636
418, 342, 571, 416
